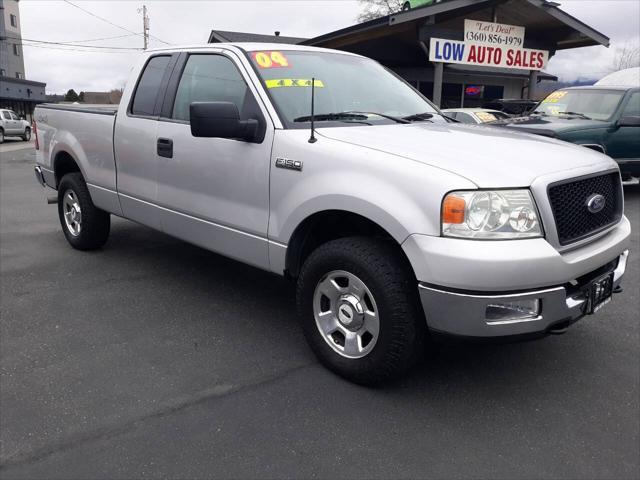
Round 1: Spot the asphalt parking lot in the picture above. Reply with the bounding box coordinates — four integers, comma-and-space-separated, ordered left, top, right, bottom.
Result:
1, 139, 638, 479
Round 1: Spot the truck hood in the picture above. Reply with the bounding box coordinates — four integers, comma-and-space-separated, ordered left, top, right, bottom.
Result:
316, 122, 613, 187
490, 115, 607, 136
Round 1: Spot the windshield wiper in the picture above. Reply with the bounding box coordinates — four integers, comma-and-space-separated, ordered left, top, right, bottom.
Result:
294, 111, 410, 125
403, 112, 458, 123
344, 111, 410, 124
294, 112, 369, 123
561, 111, 592, 120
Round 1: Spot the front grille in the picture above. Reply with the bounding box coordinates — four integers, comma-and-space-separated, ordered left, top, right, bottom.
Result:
548, 172, 622, 246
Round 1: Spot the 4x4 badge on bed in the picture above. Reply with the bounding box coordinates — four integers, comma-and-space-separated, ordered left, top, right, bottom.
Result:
586, 194, 606, 214
275, 158, 303, 172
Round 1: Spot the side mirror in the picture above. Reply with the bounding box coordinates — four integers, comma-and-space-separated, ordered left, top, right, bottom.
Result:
617, 115, 640, 127
190, 102, 259, 142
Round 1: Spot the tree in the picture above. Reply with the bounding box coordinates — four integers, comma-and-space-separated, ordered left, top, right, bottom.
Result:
64, 89, 79, 102
79, 91, 85, 103
357, 0, 405, 23
610, 41, 640, 72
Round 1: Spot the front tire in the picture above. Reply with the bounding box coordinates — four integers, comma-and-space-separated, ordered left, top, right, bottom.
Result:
0, 129, 4, 144
402, 2, 411, 11
296, 237, 425, 385
22, 127, 31, 142
57, 173, 110, 250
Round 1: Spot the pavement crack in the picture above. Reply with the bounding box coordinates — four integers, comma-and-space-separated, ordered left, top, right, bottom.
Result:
0, 362, 316, 471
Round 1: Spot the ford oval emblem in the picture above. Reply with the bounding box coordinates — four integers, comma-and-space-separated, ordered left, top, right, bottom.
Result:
586, 194, 606, 214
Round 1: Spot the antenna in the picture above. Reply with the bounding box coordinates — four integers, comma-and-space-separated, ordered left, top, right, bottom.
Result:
308, 77, 317, 144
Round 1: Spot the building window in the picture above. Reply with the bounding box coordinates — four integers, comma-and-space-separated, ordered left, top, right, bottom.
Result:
13, 44, 20, 56
10, 14, 18, 28
15, 72, 23, 79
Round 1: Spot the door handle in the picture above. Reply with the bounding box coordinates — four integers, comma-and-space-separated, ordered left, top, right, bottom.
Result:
157, 138, 173, 158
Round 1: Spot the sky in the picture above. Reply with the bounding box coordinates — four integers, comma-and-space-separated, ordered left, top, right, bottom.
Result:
16, 0, 640, 94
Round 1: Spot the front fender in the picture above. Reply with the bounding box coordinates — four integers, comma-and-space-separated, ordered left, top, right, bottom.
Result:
268, 130, 476, 273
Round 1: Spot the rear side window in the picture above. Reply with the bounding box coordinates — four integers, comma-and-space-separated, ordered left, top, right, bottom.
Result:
172, 55, 249, 121
131, 55, 171, 116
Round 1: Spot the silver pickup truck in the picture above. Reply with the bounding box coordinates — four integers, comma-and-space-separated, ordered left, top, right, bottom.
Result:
0, 108, 32, 143
34, 44, 630, 384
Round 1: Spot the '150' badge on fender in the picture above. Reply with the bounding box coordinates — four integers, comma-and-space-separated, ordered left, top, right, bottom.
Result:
275, 158, 303, 172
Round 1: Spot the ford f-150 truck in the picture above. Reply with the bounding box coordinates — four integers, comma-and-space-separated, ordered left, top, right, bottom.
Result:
33, 44, 630, 384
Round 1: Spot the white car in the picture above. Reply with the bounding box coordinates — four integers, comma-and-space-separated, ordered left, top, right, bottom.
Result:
443, 108, 510, 124
0, 109, 32, 143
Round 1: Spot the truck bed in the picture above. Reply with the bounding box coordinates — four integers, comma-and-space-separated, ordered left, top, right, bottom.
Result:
37, 104, 118, 116
35, 103, 120, 215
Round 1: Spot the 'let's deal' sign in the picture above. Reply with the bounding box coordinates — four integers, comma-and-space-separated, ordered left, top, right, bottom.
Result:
429, 20, 549, 70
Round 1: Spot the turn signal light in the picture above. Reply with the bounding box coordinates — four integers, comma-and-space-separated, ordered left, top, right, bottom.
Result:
442, 195, 465, 224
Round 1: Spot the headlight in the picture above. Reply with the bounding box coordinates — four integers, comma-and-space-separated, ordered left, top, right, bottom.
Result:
442, 190, 542, 239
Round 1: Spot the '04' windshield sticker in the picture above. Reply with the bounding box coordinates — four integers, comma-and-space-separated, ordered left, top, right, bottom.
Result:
252, 51, 291, 69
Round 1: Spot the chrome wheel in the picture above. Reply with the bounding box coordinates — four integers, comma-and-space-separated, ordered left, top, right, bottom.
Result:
313, 270, 380, 359
24, 129, 31, 141
62, 189, 82, 237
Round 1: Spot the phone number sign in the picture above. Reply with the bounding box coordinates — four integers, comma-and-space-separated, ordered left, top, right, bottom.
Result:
464, 19, 525, 47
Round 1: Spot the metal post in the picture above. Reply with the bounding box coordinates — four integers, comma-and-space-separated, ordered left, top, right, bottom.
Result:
528, 70, 538, 100
142, 5, 149, 50
433, 62, 444, 108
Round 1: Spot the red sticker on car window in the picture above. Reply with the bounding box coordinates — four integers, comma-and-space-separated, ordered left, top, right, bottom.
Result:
252, 51, 290, 69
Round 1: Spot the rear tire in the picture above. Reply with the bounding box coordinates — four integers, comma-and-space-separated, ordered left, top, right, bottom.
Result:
296, 237, 425, 385
402, 2, 411, 11
0, 129, 4, 144
57, 173, 110, 250
22, 127, 31, 142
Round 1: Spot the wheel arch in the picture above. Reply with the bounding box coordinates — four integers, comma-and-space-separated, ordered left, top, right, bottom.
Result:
53, 150, 83, 188
284, 209, 416, 281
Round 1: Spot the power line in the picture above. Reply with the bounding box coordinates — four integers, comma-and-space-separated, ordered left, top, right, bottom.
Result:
4, 35, 142, 50
62, 0, 171, 45
21, 43, 140, 54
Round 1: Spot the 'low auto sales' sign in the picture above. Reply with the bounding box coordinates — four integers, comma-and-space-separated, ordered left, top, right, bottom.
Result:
429, 20, 549, 71
429, 38, 549, 70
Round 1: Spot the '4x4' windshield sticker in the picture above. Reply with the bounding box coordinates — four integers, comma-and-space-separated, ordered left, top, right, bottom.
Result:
265, 79, 325, 89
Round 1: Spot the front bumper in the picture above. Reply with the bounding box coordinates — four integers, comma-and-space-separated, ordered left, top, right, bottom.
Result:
418, 250, 628, 338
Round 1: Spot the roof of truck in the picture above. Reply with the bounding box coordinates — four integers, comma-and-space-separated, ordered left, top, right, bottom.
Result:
148, 43, 359, 56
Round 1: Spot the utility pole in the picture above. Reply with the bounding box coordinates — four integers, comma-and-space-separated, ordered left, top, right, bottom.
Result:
142, 5, 149, 50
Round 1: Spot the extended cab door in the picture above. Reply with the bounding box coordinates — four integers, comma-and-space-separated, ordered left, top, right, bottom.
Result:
154, 51, 274, 270
114, 53, 178, 230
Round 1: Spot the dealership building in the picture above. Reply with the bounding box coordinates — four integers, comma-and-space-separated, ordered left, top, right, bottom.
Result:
209, 0, 610, 109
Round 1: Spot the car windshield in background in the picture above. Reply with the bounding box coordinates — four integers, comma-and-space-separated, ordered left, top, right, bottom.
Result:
535, 89, 625, 121
248, 50, 442, 127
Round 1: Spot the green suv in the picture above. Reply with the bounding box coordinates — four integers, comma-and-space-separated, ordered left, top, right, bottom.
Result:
494, 86, 640, 180
402, 0, 440, 11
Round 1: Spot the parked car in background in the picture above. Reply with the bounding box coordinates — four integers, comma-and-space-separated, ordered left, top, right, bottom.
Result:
492, 85, 640, 180
482, 99, 538, 116
0, 109, 31, 143
402, 0, 441, 11
33, 44, 629, 384
442, 108, 509, 124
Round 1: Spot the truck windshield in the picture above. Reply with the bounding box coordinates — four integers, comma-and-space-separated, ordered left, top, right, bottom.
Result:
535, 89, 625, 121
248, 50, 441, 127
